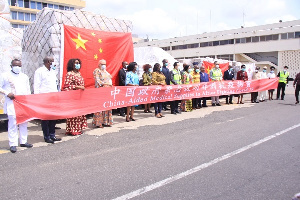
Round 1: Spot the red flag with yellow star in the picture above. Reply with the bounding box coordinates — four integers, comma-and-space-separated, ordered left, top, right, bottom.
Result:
62, 25, 134, 88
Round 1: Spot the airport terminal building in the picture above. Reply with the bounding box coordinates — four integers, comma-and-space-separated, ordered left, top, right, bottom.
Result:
134, 20, 300, 78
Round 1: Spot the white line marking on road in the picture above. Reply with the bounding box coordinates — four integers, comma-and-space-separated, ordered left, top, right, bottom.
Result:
215, 117, 244, 124
112, 123, 300, 200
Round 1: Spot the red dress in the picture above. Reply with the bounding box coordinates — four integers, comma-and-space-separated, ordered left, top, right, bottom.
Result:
63, 71, 88, 135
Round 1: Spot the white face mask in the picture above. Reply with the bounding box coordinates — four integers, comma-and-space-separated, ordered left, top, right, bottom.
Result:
216, 65, 220, 69
124, 65, 128, 69
50, 63, 56, 70
12, 66, 22, 74
101, 65, 106, 70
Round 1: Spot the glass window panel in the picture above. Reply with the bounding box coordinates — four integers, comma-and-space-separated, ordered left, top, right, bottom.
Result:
42, 2, 47, 8
252, 36, 259, 42
246, 37, 251, 43
12, 24, 18, 28
240, 38, 246, 43
17, 0, 23, 7
30, 0, 36, 9
266, 35, 272, 41
24, 0, 29, 8
288, 32, 295, 39
11, 0, 16, 6
213, 41, 219, 46
36, 2, 42, 10
272, 34, 279, 40
18, 12, 24, 20
59, 5, 64, 10
8, 0, 11, 5
54, 4, 59, 9
70, 7, 74, 11
31, 13, 36, 21
200, 42, 208, 47
295, 32, 300, 38
11, 11, 17, 20
281, 33, 287, 39
235, 38, 240, 44
25, 13, 30, 21
19, 24, 24, 28
48, 3, 53, 8
260, 36, 266, 41
65, 6, 69, 10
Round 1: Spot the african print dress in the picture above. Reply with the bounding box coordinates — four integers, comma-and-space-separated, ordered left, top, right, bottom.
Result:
181, 71, 193, 112
92, 68, 113, 127
63, 71, 87, 135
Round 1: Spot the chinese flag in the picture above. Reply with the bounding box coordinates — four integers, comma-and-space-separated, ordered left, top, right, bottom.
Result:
63, 25, 134, 88
202, 61, 229, 75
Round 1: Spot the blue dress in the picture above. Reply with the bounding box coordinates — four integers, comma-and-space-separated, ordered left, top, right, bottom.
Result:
125, 71, 139, 107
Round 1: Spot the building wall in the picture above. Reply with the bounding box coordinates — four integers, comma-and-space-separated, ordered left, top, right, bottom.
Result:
278, 50, 300, 78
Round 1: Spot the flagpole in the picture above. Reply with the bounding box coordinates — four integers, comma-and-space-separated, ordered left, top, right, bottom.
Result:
59, 24, 65, 90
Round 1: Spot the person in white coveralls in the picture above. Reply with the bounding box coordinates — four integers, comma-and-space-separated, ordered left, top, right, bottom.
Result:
0, 59, 32, 153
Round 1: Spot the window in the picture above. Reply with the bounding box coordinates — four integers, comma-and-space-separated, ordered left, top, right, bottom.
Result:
31, 13, 36, 21
281, 33, 287, 39
266, 35, 272, 41
240, 38, 246, 43
42, 2, 47, 8
12, 24, 18, 28
36, 2, 42, 9
200, 42, 208, 47
272, 34, 279, 40
289, 32, 295, 39
30, 0, 36, 9
59, 5, 64, 10
187, 43, 199, 48
11, 0, 16, 6
48, 3, 53, 8
18, 12, 24, 20
17, 0, 23, 7
235, 38, 240, 44
54, 4, 59, 9
8, 0, 11, 5
213, 41, 219, 46
24, 0, 29, 8
19, 24, 24, 28
220, 40, 228, 45
260, 36, 266, 41
70, 7, 74, 11
162, 47, 170, 51
11, 11, 17, 20
65, 6, 69, 10
246, 37, 251, 43
296, 32, 300, 38
25, 13, 30, 21
252, 36, 259, 42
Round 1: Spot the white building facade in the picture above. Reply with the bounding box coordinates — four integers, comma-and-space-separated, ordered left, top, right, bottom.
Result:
134, 20, 300, 78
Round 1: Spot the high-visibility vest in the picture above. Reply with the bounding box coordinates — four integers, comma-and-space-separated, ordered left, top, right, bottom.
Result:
279, 71, 289, 84
211, 68, 222, 81
171, 69, 181, 85
182, 71, 190, 84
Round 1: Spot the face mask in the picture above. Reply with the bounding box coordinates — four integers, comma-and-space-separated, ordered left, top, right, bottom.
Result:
263, 69, 266, 72
255, 70, 258, 73
149, 68, 152, 73
75, 64, 81, 70
188, 69, 192, 73
160, 67, 163, 72
101, 65, 106, 70
216, 65, 220, 69
242, 68, 246, 71
50, 63, 56, 70
165, 63, 168, 67
196, 69, 200, 73
229, 68, 233, 71
12, 66, 21, 74
124, 65, 128, 69
270, 71, 274, 73
283, 69, 287, 72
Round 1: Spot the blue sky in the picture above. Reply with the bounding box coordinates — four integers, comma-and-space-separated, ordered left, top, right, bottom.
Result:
84, 0, 300, 40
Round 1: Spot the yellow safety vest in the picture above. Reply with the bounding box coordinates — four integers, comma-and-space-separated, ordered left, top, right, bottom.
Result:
171, 69, 181, 85
279, 71, 289, 84
211, 68, 222, 81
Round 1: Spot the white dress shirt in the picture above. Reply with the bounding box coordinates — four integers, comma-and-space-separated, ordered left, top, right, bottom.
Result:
0, 71, 31, 116
34, 65, 58, 94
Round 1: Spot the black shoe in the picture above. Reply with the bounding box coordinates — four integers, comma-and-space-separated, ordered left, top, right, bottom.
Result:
281, 98, 284, 100
164, 108, 170, 111
55, 126, 61, 129
212, 103, 216, 106
216, 103, 221, 106
51, 137, 62, 141
10, 146, 17, 153
120, 113, 125, 117
229, 102, 233, 104
45, 139, 54, 143
20, 143, 33, 148
171, 112, 177, 115
202, 105, 208, 107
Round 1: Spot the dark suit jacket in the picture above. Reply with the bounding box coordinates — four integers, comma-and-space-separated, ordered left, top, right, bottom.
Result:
162, 67, 170, 85
119, 68, 126, 86
223, 70, 235, 80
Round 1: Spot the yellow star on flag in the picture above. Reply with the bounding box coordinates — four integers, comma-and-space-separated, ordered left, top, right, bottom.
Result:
91, 32, 96, 37
99, 48, 103, 53
94, 54, 98, 60
98, 39, 102, 43
207, 66, 211, 74
72, 34, 88, 50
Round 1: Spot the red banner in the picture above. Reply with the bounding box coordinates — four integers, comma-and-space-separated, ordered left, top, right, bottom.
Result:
63, 25, 134, 88
13, 78, 279, 124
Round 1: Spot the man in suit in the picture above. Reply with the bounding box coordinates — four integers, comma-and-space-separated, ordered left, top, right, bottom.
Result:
118, 61, 128, 116
223, 65, 235, 104
199, 66, 209, 107
162, 59, 170, 111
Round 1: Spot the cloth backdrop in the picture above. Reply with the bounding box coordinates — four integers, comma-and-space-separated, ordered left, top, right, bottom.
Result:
62, 25, 134, 88
202, 61, 229, 75
14, 78, 279, 124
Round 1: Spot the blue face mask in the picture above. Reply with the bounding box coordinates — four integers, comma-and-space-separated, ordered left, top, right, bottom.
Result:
230, 68, 233, 71
165, 63, 168, 67
160, 67, 163, 72
75, 64, 81, 70
149, 68, 152, 73
263, 69, 267, 72
196, 69, 200, 73
242, 68, 246, 71
188, 69, 192, 73
270, 71, 274, 73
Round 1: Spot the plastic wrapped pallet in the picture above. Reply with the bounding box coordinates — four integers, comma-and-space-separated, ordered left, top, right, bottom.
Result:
22, 8, 133, 89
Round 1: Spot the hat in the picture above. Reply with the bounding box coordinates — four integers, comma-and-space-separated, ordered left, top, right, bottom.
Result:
270, 66, 275, 70
284, 66, 289, 69
263, 66, 267, 69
